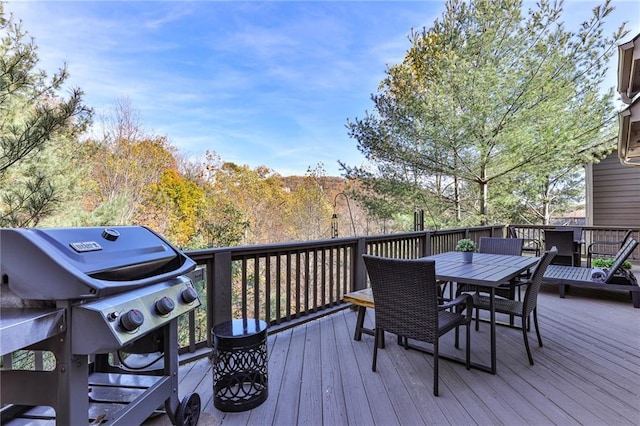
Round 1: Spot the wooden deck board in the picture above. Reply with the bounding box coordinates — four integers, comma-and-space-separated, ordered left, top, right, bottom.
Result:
148, 286, 640, 425
331, 309, 375, 425
319, 309, 348, 426
344, 308, 400, 425
297, 317, 323, 425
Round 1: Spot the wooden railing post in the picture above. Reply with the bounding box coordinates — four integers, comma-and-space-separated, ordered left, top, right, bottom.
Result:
213, 251, 232, 327
353, 238, 368, 291
424, 231, 433, 256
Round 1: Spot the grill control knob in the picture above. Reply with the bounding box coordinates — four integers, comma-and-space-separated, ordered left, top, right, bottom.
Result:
120, 309, 144, 331
155, 296, 175, 315
181, 287, 198, 304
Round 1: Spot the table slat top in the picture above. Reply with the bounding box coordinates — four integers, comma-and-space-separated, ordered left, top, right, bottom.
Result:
423, 252, 539, 287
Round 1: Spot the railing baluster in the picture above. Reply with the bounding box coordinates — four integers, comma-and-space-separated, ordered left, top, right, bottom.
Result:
286, 252, 292, 322
265, 255, 272, 324
275, 254, 282, 324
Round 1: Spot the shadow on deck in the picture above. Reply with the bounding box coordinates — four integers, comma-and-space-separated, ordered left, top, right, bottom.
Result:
147, 284, 640, 425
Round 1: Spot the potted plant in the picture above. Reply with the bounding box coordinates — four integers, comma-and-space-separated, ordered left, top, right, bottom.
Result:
456, 239, 477, 263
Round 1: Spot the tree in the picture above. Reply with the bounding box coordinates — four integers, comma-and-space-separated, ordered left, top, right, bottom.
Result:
82, 99, 176, 225
141, 168, 205, 248
209, 162, 287, 245
344, 0, 627, 225
285, 164, 333, 241
0, 5, 91, 227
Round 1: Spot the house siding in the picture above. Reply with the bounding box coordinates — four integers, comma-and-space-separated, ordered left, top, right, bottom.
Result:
592, 151, 640, 227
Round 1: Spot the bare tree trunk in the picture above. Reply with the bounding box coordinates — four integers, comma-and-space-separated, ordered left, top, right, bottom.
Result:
542, 177, 551, 225
480, 180, 488, 225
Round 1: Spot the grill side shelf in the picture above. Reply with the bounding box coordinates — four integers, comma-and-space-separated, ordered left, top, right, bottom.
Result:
0, 308, 66, 356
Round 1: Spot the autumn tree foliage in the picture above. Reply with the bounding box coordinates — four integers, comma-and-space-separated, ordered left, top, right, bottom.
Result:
81, 99, 177, 225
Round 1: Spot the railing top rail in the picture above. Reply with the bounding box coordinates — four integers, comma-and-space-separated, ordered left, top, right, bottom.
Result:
511, 224, 639, 232
185, 226, 507, 259
187, 237, 360, 259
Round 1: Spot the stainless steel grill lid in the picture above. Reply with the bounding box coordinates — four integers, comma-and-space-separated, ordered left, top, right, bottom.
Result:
0, 226, 196, 300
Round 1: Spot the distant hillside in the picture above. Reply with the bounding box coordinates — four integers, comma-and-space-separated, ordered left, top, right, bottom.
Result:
281, 176, 347, 195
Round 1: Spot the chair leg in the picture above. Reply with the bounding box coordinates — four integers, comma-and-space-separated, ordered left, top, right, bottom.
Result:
433, 340, 439, 396
533, 308, 543, 347
474, 306, 480, 331
455, 326, 460, 349
372, 328, 381, 371
522, 320, 534, 365
509, 286, 516, 326
465, 322, 471, 370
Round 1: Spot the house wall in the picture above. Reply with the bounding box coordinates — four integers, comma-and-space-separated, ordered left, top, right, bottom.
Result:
590, 150, 640, 227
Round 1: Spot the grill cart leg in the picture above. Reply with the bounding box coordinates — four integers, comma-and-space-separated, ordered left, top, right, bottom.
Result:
164, 319, 201, 426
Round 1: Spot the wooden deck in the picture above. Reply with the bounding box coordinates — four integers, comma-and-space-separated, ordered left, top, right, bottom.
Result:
148, 284, 640, 425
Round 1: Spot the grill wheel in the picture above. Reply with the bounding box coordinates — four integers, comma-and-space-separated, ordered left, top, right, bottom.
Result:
175, 393, 201, 426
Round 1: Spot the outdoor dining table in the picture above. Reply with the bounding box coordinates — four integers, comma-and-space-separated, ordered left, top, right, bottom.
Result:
422, 251, 540, 373
347, 252, 540, 374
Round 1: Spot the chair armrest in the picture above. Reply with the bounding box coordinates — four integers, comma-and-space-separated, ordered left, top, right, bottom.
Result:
439, 293, 473, 322
522, 238, 540, 256
588, 240, 624, 256
588, 240, 624, 248
523, 238, 540, 247
588, 231, 633, 254
512, 276, 532, 287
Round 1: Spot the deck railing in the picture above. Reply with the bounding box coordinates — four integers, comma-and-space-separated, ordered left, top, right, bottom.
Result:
179, 225, 504, 359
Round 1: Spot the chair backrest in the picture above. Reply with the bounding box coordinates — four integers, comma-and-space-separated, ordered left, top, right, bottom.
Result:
619, 230, 634, 247
523, 247, 558, 316
604, 237, 639, 283
565, 227, 583, 241
544, 230, 575, 257
362, 255, 439, 344
478, 237, 523, 256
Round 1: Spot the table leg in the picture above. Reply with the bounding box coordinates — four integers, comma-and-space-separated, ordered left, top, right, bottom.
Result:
490, 287, 497, 374
559, 283, 566, 298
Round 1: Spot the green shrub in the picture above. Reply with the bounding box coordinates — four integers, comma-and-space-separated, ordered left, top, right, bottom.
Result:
592, 258, 632, 270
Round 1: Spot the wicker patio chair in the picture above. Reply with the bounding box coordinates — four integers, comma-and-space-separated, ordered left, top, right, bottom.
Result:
456, 237, 526, 326
362, 254, 473, 396
472, 247, 557, 365
458, 237, 525, 298
587, 229, 634, 267
508, 226, 541, 256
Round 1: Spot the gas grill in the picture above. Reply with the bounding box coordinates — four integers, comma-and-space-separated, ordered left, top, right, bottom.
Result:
0, 226, 202, 425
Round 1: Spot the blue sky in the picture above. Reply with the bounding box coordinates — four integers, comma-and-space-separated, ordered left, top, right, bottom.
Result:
6, 1, 640, 176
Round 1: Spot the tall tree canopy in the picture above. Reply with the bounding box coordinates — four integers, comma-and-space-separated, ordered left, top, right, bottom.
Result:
344, 0, 627, 226
0, 4, 91, 227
